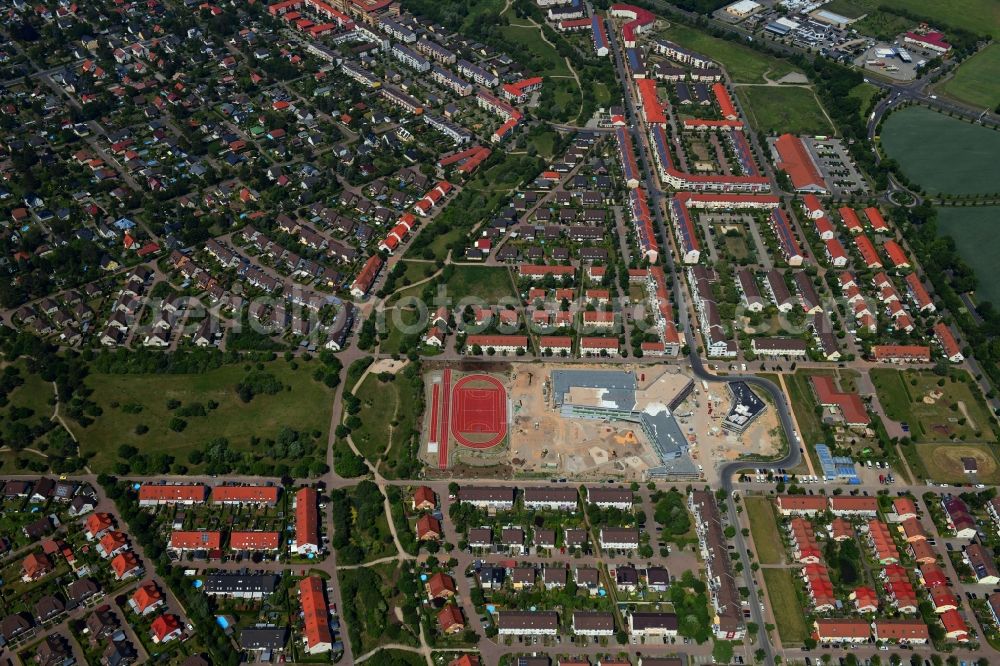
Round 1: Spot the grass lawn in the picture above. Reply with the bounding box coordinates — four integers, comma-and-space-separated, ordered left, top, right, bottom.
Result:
736, 86, 834, 135
365, 650, 425, 666
592, 81, 613, 106
353, 374, 397, 461
500, 23, 571, 77
914, 442, 1000, 484
744, 496, 784, 565
784, 371, 825, 448
823, 0, 1000, 39
75, 360, 334, 472
848, 82, 880, 120
530, 129, 558, 160
940, 43, 1000, 111
552, 79, 582, 123
761, 568, 809, 646
722, 233, 750, 260
351, 369, 422, 469
936, 206, 1000, 307
442, 264, 516, 302
870, 368, 996, 443
399, 260, 437, 286
380, 306, 424, 356
880, 106, 1000, 196
5, 362, 55, 418
659, 23, 803, 83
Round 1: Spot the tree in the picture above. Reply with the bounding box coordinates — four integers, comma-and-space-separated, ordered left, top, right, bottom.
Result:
712, 640, 734, 664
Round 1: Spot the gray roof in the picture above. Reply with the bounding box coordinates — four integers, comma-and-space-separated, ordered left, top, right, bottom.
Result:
551, 370, 636, 409
239, 627, 288, 650
203, 574, 279, 595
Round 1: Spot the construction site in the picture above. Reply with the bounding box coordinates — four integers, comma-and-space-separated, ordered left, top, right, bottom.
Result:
420, 362, 784, 480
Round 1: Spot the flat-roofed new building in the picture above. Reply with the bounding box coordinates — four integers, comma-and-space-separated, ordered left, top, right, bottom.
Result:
204, 574, 279, 599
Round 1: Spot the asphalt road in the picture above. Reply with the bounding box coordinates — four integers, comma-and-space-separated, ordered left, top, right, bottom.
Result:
603, 16, 801, 664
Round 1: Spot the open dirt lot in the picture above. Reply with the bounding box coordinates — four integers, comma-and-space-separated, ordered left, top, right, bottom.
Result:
676, 382, 781, 471
422, 362, 784, 480
508, 364, 661, 480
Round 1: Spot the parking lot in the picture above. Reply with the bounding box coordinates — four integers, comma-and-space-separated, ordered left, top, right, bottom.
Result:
804, 137, 868, 197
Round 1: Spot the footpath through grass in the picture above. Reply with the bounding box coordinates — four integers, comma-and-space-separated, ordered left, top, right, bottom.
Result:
870, 368, 996, 443
761, 568, 809, 646
744, 496, 783, 564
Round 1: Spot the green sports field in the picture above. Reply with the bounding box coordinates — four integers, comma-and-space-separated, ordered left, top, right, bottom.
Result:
736, 86, 835, 135
940, 43, 1000, 109
936, 207, 1000, 307
880, 107, 1000, 196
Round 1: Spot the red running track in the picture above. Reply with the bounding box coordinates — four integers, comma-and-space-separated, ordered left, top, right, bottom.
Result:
450, 374, 507, 449
429, 382, 440, 445
438, 369, 452, 469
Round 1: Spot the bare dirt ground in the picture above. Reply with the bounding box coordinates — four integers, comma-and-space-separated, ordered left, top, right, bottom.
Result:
673, 382, 780, 471
422, 362, 783, 479
372, 358, 408, 374
508, 364, 659, 480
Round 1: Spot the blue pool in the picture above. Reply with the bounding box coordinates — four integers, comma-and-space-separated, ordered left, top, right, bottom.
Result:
216, 616, 229, 630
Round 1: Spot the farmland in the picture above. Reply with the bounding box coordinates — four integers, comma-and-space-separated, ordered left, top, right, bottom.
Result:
880, 107, 1000, 196
935, 206, 1000, 307
939, 43, 1000, 110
